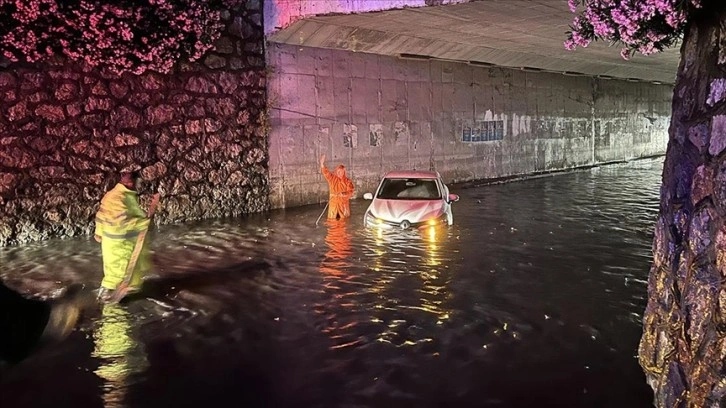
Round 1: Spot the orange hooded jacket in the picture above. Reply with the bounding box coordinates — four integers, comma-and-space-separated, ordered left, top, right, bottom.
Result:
322, 164, 354, 219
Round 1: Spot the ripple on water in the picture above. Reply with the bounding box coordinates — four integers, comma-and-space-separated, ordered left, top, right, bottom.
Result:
0, 158, 662, 407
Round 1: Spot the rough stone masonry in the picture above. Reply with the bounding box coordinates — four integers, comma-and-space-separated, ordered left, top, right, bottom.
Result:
0, 1, 269, 247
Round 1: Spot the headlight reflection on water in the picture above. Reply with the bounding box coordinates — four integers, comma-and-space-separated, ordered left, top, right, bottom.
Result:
361, 222, 452, 346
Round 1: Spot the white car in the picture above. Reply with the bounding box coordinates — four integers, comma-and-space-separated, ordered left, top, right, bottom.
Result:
363, 170, 459, 229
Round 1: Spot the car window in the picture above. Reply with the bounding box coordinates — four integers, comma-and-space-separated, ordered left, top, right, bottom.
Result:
376, 178, 441, 200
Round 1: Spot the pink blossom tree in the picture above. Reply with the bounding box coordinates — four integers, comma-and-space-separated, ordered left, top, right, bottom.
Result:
565, 0, 703, 59
0, 0, 237, 75
568, 1, 726, 407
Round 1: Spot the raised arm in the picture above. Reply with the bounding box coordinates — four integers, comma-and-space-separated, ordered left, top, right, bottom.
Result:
320, 154, 333, 181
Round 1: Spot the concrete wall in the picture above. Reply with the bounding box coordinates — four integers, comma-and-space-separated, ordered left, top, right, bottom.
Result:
0, 2, 267, 246
266, 43, 672, 208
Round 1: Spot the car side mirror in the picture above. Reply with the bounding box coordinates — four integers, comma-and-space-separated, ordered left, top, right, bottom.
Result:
363, 193, 373, 200
448, 193, 459, 203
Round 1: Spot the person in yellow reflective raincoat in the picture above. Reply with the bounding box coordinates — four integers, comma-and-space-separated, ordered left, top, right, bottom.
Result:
320, 154, 354, 219
94, 172, 156, 300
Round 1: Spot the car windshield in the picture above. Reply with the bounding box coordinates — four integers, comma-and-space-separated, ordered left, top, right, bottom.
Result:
376, 178, 441, 200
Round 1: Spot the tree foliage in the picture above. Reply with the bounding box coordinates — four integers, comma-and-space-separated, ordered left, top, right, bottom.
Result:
0, 0, 238, 75
565, 0, 703, 59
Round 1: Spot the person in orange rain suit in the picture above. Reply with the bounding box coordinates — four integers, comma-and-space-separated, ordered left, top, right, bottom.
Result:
320, 154, 355, 219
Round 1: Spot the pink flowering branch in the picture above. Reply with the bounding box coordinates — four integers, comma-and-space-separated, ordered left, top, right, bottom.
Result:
565, 0, 703, 59
0, 0, 239, 75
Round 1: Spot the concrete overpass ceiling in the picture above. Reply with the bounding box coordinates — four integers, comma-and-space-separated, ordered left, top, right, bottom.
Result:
268, 0, 680, 84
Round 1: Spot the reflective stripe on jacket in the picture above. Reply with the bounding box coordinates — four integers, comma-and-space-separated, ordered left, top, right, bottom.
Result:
95, 183, 150, 240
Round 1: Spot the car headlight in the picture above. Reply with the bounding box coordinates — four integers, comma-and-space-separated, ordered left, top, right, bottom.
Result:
426, 212, 448, 226
365, 211, 379, 226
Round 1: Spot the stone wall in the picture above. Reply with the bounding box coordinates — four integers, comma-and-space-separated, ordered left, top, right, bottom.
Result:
638, 8, 726, 406
0, 2, 268, 247
266, 43, 672, 209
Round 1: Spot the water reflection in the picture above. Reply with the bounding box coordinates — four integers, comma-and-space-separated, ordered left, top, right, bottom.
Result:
420, 226, 450, 325
314, 220, 453, 356
320, 219, 353, 277
317, 219, 362, 350
92, 305, 148, 408
0, 158, 664, 407
362, 226, 453, 347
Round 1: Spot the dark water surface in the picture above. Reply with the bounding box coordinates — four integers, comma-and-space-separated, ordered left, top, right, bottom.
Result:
0, 158, 662, 407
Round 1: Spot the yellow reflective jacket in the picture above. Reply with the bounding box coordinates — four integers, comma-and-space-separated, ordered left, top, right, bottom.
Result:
95, 183, 150, 240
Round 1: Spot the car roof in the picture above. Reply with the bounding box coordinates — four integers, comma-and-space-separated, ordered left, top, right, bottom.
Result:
383, 170, 440, 179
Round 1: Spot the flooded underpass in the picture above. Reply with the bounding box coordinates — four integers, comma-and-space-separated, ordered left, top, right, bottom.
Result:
0, 158, 663, 408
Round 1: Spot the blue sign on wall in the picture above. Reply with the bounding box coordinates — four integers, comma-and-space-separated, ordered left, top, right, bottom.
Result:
462, 120, 505, 142
463, 126, 472, 142
472, 127, 481, 142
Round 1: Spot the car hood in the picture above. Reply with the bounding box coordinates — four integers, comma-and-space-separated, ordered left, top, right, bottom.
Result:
369, 199, 445, 224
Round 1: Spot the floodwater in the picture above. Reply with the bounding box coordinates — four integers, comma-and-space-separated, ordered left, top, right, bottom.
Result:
0, 158, 662, 407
